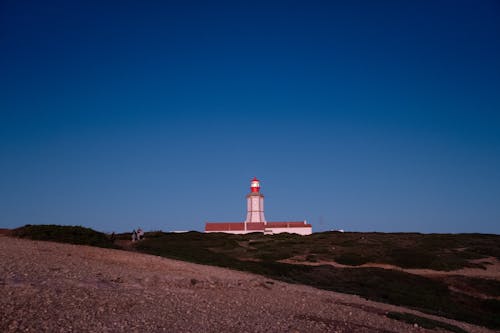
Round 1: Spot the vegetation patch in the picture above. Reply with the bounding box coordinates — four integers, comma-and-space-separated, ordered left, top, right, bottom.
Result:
334, 253, 368, 266
443, 276, 500, 298
151, 231, 500, 271
11, 224, 117, 249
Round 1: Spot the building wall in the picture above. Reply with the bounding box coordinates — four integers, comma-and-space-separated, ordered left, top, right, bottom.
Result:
264, 227, 312, 235
205, 230, 250, 234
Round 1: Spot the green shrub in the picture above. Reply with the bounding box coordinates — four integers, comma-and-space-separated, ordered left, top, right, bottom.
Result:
335, 253, 368, 266
305, 254, 318, 262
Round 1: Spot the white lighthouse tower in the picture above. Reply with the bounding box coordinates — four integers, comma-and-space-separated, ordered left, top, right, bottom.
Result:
245, 177, 266, 223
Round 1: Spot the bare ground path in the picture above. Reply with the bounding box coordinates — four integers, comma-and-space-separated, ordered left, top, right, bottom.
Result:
279, 257, 500, 281
0, 236, 495, 333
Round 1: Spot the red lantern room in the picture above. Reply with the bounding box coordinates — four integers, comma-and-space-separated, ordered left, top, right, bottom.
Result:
250, 177, 260, 192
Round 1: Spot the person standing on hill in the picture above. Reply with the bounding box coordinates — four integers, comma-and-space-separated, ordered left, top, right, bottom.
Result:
137, 228, 144, 240
131, 229, 137, 242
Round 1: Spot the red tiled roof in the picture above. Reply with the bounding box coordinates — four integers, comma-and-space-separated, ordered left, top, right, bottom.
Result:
246, 223, 266, 230
205, 223, 245, 231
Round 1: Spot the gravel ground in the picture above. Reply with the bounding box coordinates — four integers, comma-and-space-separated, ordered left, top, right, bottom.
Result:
0, 236, 495, 333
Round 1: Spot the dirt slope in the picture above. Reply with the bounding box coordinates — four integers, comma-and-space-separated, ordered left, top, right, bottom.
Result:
0, 236, 494, 333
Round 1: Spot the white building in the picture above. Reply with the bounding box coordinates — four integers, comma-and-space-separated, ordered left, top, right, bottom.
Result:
205, 177, 312, 235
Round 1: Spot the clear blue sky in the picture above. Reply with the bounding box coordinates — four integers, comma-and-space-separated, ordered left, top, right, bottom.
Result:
1, 1, 499, 233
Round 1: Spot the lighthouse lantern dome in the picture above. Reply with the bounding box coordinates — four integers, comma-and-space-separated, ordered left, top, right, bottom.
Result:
250, 177, 260, 192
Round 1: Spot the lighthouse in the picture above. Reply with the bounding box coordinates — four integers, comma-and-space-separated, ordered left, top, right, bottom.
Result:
245, 177, 266, 223
204, 177, 312, 235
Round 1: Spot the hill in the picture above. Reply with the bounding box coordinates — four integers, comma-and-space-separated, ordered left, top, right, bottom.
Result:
9, 225, 500, 330
134, 231, 500, 329
0, 235, 493, 333
10, 224, 117, 249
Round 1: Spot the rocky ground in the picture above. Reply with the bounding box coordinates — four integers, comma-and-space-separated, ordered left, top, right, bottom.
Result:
0, 236, 495, 332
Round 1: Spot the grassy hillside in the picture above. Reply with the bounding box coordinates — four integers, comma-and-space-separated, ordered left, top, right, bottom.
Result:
135, 231, 500, 329
11, 224, 117, 249
171, 231, 498, 270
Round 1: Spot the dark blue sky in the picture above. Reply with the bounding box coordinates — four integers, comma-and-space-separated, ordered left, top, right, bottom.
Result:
1, 1, 499, 233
